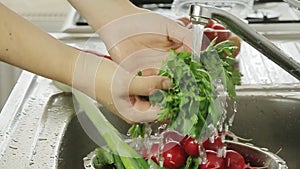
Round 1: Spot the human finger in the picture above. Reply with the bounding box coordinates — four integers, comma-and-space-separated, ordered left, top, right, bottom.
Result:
129, 76, 171, 96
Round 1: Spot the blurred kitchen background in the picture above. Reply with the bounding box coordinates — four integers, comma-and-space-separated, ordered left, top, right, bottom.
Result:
0, 0, 300, 111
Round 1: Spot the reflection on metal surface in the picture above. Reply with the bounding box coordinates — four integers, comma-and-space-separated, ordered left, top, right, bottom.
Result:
189, 4, 300, 81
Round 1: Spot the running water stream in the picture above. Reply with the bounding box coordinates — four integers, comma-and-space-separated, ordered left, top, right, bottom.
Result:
192, 24, 204, 62
130, 22, 239, 168
191, 22, 238, 159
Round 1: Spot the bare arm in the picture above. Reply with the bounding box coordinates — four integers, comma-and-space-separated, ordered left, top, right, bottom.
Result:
0, 3, 77, 85
0, 3, 171, 123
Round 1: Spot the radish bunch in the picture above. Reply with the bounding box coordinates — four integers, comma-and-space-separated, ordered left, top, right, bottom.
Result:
140, 130, 255, 169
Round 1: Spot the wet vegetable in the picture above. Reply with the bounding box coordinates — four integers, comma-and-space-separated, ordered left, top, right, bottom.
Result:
204, 19, 230, 44
202, 135, 224, 152
200, 150, 225, 169
125, 38, 242, 168
181, 136, 200, 157
148, 38, 241, 139
224, 150, 253, 169
73, 91, 152, 169
162, 141, 187, 169
93, 147, 114, 169
163, 130, 185, 144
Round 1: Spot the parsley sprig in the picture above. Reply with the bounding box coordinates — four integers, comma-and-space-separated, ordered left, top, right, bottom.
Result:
128, 39, 242, 139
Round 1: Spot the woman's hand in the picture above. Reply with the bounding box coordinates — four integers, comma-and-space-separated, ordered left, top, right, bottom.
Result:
98, 12, 193, 64
68, 0, 193, 70
73, 51, 172, 123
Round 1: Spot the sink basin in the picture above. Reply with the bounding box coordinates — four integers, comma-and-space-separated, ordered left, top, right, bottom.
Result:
0, 72, 299, 169
230, 85, 300, 169
58, 85, 300, 169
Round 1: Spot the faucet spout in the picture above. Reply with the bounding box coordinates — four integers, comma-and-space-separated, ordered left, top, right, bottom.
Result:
189, 4, 300, 81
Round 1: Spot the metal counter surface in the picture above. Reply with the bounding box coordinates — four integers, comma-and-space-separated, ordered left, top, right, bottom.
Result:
0, 71, 75, 168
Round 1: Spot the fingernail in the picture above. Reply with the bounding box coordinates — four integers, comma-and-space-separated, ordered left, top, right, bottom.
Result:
162, 79, 171, 90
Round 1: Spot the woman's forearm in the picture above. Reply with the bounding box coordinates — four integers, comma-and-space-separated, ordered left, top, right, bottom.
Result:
0, 3, 120, 108
0, 3, 77, 86
67, 0, 147, 30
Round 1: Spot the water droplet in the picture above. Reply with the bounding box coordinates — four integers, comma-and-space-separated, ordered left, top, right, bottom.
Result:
38, 138, 47, 141
8, 145, 18, 150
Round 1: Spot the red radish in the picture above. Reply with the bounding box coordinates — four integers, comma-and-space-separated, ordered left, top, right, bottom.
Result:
162, 141, 187, 169
181, 136, 200, 157
179, 135, 188, 145
205, 19, 216, 28
162, 130, 185, 144
200, 150, 225, 169
151, 155, 160, 165
150, 143, 160, 155
212, 23, 230, 43
202, 136, 225, 152
204, 28, 217, 42
139, 148, 148, 159
224, 150, 252, 169
203, 21, 230, 44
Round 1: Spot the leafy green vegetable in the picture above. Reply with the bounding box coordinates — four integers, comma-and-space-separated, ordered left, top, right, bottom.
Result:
129, 38, 242, 140
76, 38, 242, 169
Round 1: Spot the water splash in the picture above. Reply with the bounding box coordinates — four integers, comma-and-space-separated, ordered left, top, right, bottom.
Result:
192, 24, 204, 62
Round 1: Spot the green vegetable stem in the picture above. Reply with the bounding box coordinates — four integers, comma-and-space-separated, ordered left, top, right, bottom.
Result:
73, 90, 150, 169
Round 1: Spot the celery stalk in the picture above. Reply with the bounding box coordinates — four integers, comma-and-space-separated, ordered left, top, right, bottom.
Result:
73, 90, 149, 169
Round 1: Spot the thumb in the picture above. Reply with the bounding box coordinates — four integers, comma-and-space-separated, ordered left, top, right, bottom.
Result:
129, 76, 171, 96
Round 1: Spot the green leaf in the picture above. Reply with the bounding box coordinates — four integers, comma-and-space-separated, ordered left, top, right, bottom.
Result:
184, 156, 201, 169
128, 124, 145, 138
93, 147, 114, 169
113, 153, 125, 169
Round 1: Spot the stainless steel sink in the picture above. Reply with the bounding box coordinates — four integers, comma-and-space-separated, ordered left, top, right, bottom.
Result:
230, 85, 300, 169
1, 73, 300, 169
57, 85, 300, 169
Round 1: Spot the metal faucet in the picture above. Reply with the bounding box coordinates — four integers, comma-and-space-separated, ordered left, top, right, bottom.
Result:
189, 4, 300, 81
